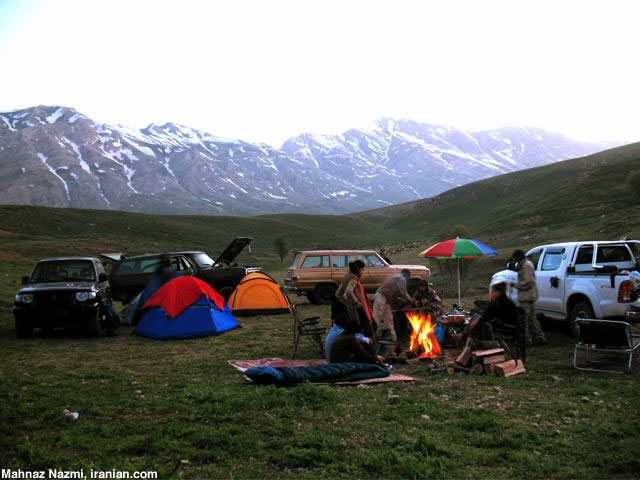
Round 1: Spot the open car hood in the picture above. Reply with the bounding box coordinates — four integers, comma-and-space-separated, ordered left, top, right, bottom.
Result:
215, 237, 253, 265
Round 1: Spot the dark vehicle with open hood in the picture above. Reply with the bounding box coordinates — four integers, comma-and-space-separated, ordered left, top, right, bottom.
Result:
102, 237, 260, 303
13, 256, 118, 338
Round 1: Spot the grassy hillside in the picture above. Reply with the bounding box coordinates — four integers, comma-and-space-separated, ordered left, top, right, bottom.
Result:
0, 142, 638, 305
357, 142, 640, 242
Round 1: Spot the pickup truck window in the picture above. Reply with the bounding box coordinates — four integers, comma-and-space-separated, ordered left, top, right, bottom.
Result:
302, 255, 330, 268
541, 248, 565, 271
596, 245, 632, 264
332, 255, 358, 268
574, 245, 595, 272
31, 260, 96, 283
363, 254, 386, 267
527, 250, 542, 269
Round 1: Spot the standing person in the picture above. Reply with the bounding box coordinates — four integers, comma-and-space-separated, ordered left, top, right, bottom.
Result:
336, 260, 375, 339
510, 249, 546, 346
379, 249, 392, 264
372, 269, 417, 357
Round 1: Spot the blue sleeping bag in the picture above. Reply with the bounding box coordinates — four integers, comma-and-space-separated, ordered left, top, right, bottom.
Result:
245, 362, 390, 385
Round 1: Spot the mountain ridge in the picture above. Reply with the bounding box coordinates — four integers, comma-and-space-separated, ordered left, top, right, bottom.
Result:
0, 105, 614, 215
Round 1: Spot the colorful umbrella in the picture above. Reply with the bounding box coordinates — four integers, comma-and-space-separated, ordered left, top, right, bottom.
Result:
418, 237, 498, 306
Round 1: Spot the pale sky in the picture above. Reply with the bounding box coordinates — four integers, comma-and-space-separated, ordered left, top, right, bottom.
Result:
0, 0, 638, 147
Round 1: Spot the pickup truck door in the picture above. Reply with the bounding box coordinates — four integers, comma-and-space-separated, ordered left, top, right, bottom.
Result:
535, 246, 569, 315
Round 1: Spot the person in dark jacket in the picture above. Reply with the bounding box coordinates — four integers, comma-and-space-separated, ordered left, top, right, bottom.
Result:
467, 282, 518, 341
329, 319, 385, 364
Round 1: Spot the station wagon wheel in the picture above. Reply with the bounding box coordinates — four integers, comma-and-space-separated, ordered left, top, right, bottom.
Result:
306, 292, 319, 305
313, 284, 337, 305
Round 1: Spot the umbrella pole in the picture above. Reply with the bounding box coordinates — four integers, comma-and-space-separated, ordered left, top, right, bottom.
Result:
457, 257, 461, 307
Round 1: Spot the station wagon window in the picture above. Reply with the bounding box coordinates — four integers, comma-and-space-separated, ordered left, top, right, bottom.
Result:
290, 253, 301, 269
541, 248, 565, 271
117, 258, 163, 274
170, 256, 192, 271
363, 254, 386, 267
191, 253, 214, 268
332, 255, 358, 268
302, 255, 330, 268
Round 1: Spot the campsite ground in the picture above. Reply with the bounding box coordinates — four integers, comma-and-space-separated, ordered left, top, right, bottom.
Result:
1, 280, 639, 478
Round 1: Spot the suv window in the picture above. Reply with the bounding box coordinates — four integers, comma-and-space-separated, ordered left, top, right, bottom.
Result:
332, 254, 358, 268
541, 248, 565, 271
31, 260, 96, 283
302, 255, 330, 268
363, 254, 386, 267
96, 262, 107, 276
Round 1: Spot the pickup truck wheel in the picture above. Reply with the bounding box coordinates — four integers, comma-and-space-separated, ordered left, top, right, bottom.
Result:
306, 292, 319, 305
314, 284, 337, 305
569, 301, 594, 338
15, 317, 33, 339
87, 309, 106, 338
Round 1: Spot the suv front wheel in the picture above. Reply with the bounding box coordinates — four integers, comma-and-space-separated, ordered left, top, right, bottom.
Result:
87, 309, 107, 338
15, 317, 33, 339
313, 284, 337, 305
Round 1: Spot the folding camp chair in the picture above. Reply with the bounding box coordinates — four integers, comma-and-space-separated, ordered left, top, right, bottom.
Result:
573, 319, 640, 373
291, 304, 326, 359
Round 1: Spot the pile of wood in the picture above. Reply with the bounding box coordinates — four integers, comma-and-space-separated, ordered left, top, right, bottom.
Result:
446, 347, 526, 377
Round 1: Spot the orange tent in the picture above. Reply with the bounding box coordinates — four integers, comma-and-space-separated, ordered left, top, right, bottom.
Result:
228, 272, 292, 316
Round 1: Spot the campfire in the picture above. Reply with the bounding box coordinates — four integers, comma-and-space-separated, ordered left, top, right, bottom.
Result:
406, 312, 442, 358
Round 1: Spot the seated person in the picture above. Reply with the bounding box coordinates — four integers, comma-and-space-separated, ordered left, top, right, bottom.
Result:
467, 282, 518, 342
412, 280, 443, 314
325, 311, 371, 362
329, 319, 384, 364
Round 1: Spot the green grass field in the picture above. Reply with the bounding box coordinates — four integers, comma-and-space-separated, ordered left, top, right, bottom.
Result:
1, 145, 640, 478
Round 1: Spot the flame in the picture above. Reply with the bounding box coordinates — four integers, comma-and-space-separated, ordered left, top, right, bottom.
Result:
406, 312, 442, 358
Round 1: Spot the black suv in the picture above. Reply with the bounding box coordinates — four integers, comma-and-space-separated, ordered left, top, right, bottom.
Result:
13, 257, 117, 338
102, 237, 261, 303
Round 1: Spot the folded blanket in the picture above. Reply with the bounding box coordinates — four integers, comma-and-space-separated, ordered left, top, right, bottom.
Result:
245, 362, 390, 385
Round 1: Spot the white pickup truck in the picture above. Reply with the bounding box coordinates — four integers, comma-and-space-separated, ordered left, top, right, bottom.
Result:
491, 240, 640, 332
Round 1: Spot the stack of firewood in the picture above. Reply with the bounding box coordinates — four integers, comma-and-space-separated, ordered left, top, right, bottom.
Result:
446, 347, 526, 377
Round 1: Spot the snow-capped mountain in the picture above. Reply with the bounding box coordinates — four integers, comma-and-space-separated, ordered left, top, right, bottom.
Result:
0, 106, 612, 215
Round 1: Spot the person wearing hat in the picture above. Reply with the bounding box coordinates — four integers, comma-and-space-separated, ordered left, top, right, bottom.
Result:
510, 249, 546, 346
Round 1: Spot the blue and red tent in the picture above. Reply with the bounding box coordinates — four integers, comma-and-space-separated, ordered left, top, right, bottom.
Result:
134, 276, 240, 339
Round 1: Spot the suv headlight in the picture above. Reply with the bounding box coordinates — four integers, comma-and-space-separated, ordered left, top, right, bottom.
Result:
75, 291, 97, 302
15, 294, 33, 304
